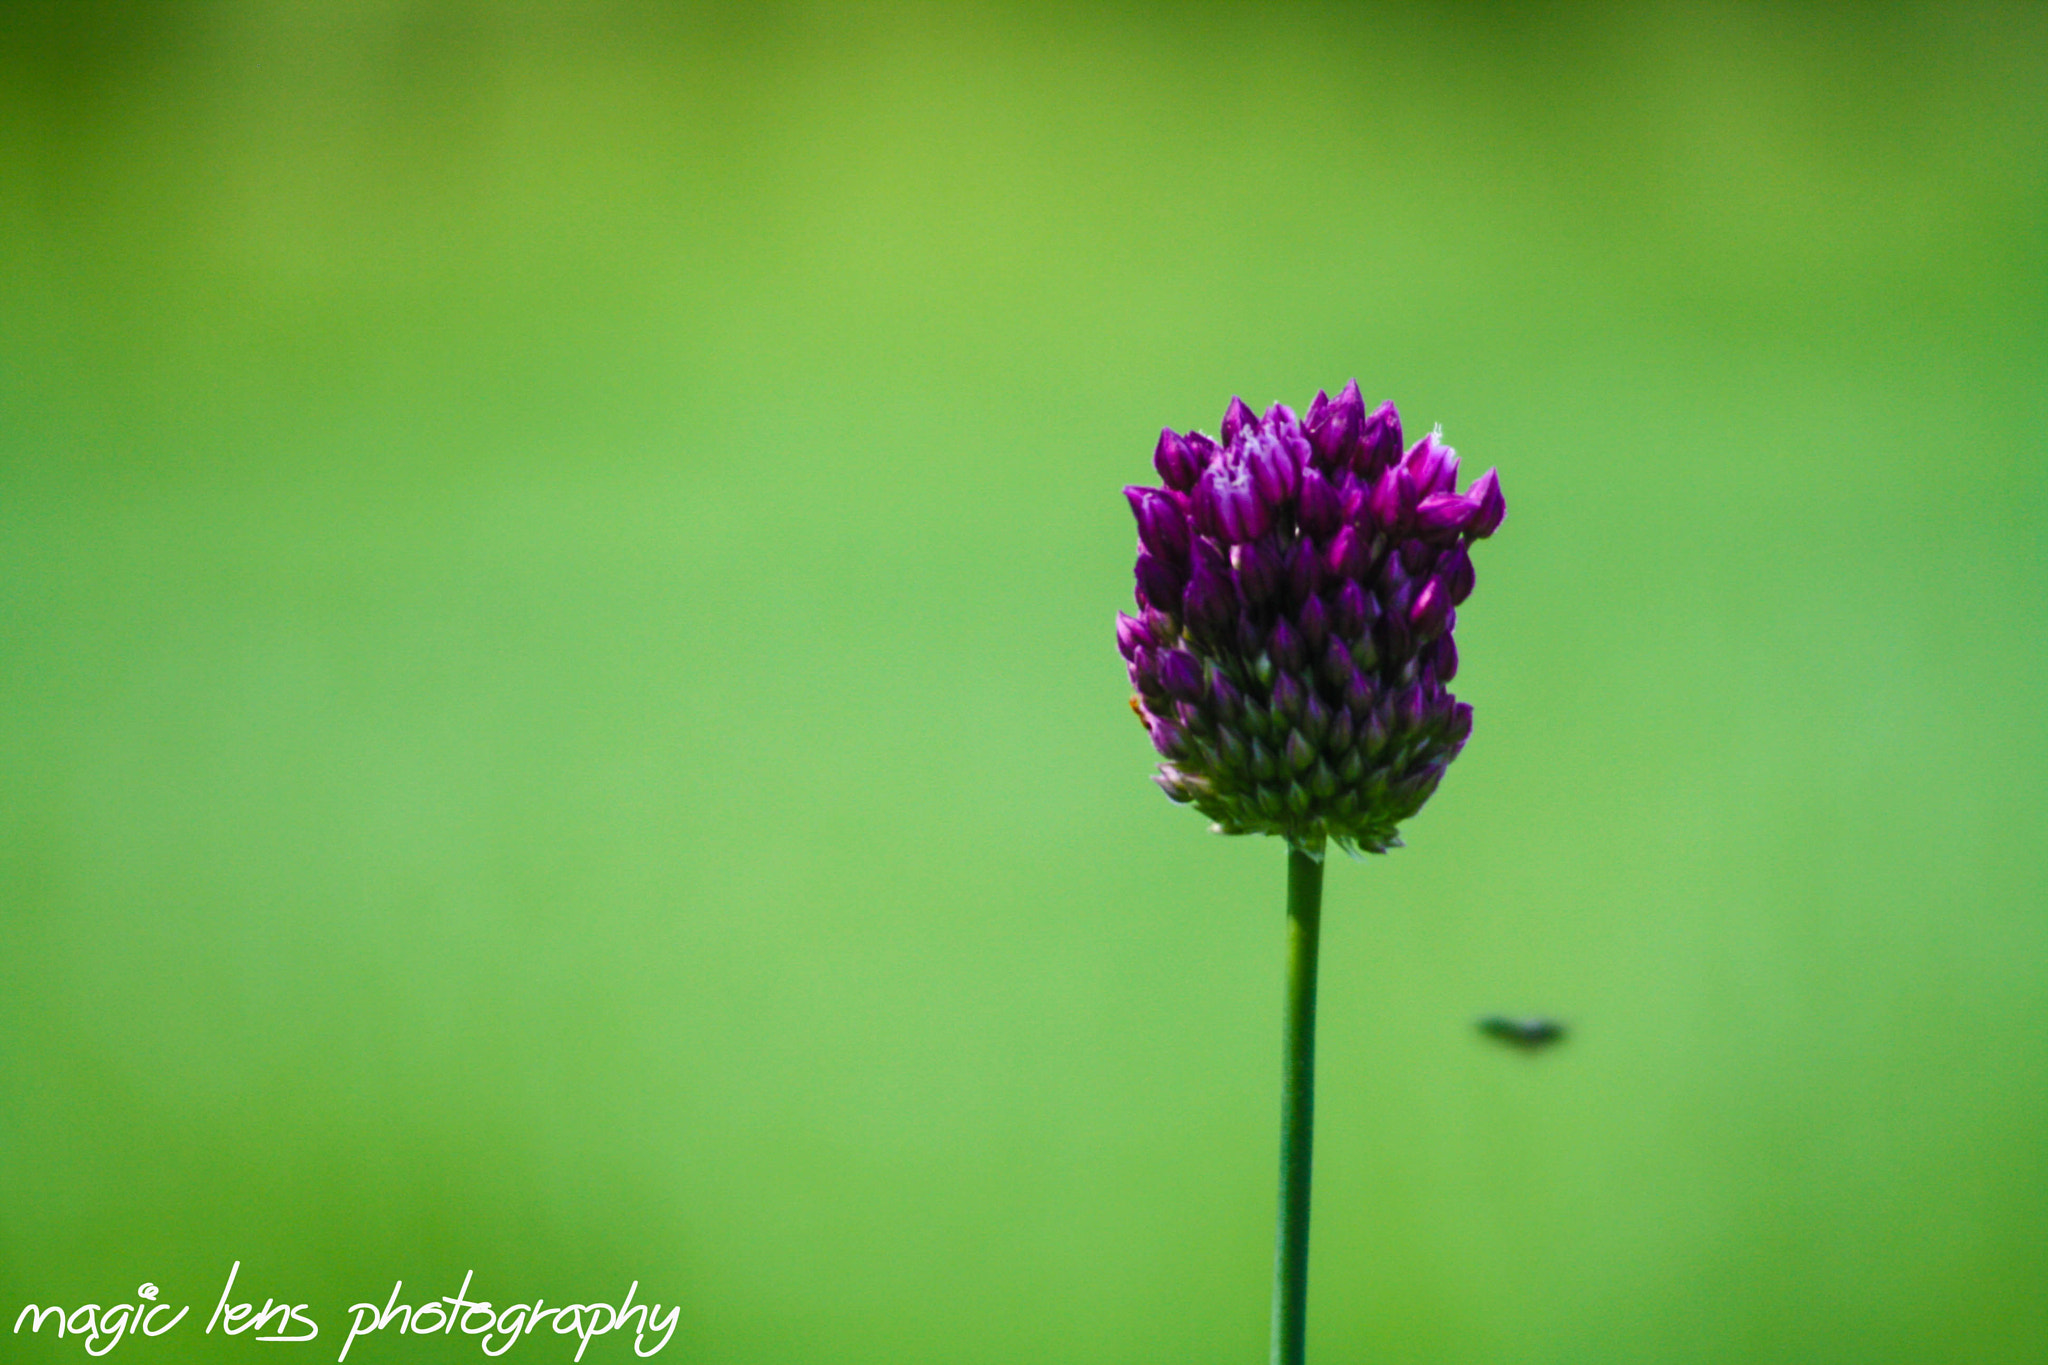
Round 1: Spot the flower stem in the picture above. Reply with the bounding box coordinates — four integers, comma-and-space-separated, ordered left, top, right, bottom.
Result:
1271, 839, 1324, 1365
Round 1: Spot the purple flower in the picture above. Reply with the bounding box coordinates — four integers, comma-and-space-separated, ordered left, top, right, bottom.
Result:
1119, 385, 1504, 854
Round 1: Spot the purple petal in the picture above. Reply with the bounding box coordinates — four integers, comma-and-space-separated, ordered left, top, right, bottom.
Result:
1203, 464, 1271, 542
1414, 491, 1478, 538
1159, 647, 1205, 703
1324, 524, 1368, 580
1270, 672, 1306, 720
1115, 612, 1154, 661
1126, 486, 1192, 563
1296, 592, 1329, 649
1209, 671, 1244, 721
1153, 428, 1201, 491
1356, 401, 1402, 479
1308, 380, 1364, 469
1296, 466, 1343, 538
1266, 404, 1313, 471
1343, 669, 1376, 718
1359, 704, 1390, 756
1149, 716, 1191, 760
1269, 617, 1306, 672
1430, 631, 1459, 683
1135, 551, 1185, 612
1447, 701, 1474, 746
1181, 545, 1237, 634
1244, 428, 1299, 508
1396, 683, 1429, 735
1466, 468, 1505, 538
1128, 647, 1160, 698
1379, 552, 1413, 613
1287, 535, 1323, 602
1221, 396, 1256, 445
1439, 541, 1475, 604
1400, 432, 1457, 498
1333, 579, 1371, 638
1320, 635, 1356, 688
1235, 614, 1265, 659
1300, 694, 1330, 746
1231, 539, 1281, 605
1409, 578, 1451, 640
1365, 464, 1416, 531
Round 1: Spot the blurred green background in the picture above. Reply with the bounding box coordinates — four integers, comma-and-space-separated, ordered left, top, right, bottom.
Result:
3, 3, 2044, 1362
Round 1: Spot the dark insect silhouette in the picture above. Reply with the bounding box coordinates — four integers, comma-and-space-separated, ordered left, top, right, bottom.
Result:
1477, 1015, 1566, 1050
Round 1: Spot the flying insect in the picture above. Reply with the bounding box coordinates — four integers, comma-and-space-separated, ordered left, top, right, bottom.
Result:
1477, 1015, 1566, 1050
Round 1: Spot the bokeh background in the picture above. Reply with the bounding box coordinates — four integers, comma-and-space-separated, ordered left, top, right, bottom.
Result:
4, 3, 2044, 1362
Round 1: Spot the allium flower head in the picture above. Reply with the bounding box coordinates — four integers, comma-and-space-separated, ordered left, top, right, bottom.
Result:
1119, 382, 1505, 855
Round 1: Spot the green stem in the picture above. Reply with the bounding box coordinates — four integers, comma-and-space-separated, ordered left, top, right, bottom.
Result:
1272, 838, 1325, 1365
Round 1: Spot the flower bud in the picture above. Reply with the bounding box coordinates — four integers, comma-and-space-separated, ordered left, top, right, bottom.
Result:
1359, 706, 1390, 757
1269, 618, 1305, 672
1287, 536, 1323, 603
1215, 726, 1249, 769
1409, 578, 1452, 641
1429, 632, 1459, 684
1149, 716, 1191, 760
1126, 486, 1192, 562
1325, 524, 1368, 580
1120, 384, 1503, 852
1325, 704, 1354, 757
1356, 401, 1402, 479
1343, 669, 1376, 720
1115, 612, 1153, 661
1154, 428, 1202, 491
1308, 379, 1364, 469
1245, 429, 1299, 507
1401, 432, 1458, 498
1270, 671, 1306, 720
1396, 683, 1429, 737
1447, 702, 1474, 746
1300, 694, 1330, 747
1366, 463, 1415, 530
1135, 551, 1184, 613
1297, 466, 1343, 538
1197, 463, 1271, 543
1182, 544, 1238, 636
1209, 670, 1244, 721
1221, 396, 1256, 444
1331, 579, 1366, 637
1414, 491, 1478, 538
1466, 468, 1505, 537
1319, 636, 1355, 688
1159, 648, 1205, 703
1440, 540, 1475, 604
1296, 593, 1329, 650
1128, 646, 1161, 696
1231, 539, 1281, 605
